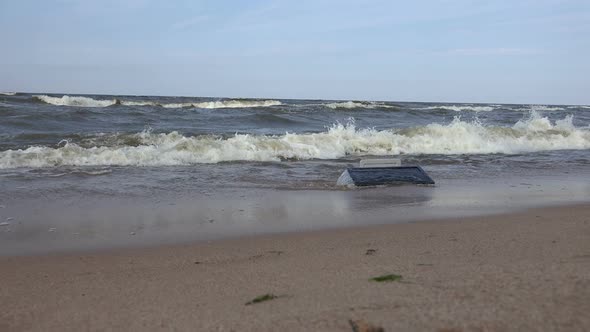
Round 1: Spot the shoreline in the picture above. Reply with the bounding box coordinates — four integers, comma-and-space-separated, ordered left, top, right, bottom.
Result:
2, 175, 589, 256
2, 199, 588, 259
1, 203, 589, 331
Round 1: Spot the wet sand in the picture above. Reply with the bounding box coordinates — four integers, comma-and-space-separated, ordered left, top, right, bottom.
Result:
1, 204, 589, 331
2, 176, 589, 256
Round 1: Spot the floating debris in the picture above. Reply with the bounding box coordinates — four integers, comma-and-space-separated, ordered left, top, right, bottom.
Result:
338, 159, 434, 187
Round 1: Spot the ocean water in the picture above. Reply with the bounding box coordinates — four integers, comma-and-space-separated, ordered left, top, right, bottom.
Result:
1, 93, 589, 254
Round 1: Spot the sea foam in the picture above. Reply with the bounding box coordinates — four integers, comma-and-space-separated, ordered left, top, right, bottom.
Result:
0, 111, 588, 168
528, 105, 565, 111
325, 101, 394, 109
161, 100, 282, 109
33, 95, 118, 107
423, 105, 495, 112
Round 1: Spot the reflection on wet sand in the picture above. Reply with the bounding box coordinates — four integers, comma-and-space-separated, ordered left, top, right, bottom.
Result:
1, 175, 589, 256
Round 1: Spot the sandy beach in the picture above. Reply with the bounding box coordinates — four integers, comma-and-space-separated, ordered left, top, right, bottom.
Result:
1, 203, 589, 331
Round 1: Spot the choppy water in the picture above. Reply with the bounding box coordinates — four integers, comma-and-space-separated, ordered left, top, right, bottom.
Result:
1, 93, 589, 254
1, 93, 589, 187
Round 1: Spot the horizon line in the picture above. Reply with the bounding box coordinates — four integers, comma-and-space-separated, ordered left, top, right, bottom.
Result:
3, 90, 587, 107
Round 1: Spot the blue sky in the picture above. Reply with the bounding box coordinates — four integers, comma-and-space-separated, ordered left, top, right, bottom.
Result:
1, 0, 589, 104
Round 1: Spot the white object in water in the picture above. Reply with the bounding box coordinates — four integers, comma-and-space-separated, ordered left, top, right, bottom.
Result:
359, 158, 401, 168
336, 169, 355, 186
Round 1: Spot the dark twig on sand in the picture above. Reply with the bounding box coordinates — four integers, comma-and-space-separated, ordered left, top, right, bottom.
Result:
245, 294, 278, 305
370, 274, 402, 282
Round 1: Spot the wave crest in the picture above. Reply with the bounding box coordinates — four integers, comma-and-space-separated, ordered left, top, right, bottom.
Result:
325, 101, 394, 109
529, 105, 565, 111
33, 95, 118, 107
1, 111, 588, 168
33, 95, 282, 109
160, 100, 282, 109
423, 105, 495, 112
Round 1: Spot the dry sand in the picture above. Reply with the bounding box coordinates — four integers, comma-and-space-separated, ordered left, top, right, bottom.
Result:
1, 204, 589, 331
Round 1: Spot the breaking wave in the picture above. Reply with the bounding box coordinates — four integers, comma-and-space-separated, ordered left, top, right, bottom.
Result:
1, 111, 588, 168
33, 95, 282, 109
528, 105, 565, 111
0, 92, 16, 96
120, 100, 159, 107
422, 105, 495, 112
162, 100, 282, 109
33, 95, 118, 107
325, 101, 394, 109
424, 104, 570, 112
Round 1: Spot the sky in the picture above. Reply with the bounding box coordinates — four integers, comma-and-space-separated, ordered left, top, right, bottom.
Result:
0, 0, 589, 104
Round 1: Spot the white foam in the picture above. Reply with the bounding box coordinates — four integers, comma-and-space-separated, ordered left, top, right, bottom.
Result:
1, 111, 588, 169
159, 100, 282, 109
120, 100, 158, 107
325, 101, 394, 109
34, 95, 117, 107
33, 95, 282, 109
193, 100, 282, 109
160, 102, 194, 108
160, 100, 282, 109
423, 105, 495, 112
0, 92, 16, 96
79, 169, 112, 176
528, 105, 565, 111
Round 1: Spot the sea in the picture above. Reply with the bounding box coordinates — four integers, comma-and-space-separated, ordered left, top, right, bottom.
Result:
1, 93, 589, 254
